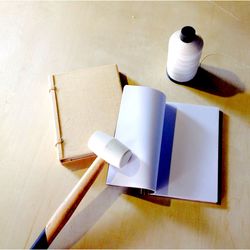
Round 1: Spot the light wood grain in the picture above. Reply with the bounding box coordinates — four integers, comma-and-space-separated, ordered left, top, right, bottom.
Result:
0, 1, 249, 249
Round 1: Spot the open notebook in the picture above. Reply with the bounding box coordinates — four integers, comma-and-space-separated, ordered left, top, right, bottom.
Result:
107, 86, 220, 203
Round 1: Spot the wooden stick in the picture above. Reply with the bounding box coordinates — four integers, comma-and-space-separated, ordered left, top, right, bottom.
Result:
31, 156, 105, 249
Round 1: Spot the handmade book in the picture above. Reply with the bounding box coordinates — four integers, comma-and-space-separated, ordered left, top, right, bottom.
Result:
107, 86, 221, 203
49, 64, 122, 167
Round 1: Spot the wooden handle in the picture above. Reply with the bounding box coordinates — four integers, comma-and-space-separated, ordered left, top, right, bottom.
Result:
31, 156, 105, 248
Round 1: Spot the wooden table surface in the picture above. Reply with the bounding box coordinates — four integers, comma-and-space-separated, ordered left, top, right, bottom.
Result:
0, 2, 250, 249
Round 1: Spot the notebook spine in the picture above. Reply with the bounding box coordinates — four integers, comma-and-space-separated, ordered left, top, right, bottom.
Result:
49, 75, 64, 161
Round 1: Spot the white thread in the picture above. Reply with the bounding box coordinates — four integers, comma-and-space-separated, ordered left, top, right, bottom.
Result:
167, 26, 204, 83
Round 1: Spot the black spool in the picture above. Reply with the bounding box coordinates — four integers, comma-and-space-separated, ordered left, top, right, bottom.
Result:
180, 26, 196, 43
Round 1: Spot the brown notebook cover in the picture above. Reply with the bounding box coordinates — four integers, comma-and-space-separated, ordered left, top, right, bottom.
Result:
49, 64, 122, 167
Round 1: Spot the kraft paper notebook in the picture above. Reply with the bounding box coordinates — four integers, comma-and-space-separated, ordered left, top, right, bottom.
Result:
49, 64, 122, 166
107, 86, 220, 203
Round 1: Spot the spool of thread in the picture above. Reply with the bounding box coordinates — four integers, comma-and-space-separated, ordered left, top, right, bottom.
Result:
166, 26, 204, 83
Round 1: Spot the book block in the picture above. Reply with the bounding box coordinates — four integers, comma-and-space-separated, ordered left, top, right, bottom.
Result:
49, 64, 122, 167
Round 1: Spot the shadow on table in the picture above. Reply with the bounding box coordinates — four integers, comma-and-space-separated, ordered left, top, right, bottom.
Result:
124, 188, 171, 206
179, 65, 245, 97
218, 112, 229, 209
50, 185, 222, 249
119, 72, 140, 88
50, 186, 171, 249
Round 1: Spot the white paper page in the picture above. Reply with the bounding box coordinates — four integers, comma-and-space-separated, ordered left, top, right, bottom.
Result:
107, 86, 166, 190
154, 103, 219, 203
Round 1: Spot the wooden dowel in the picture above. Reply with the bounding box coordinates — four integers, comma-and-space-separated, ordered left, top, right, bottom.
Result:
31, 156, 105, 248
